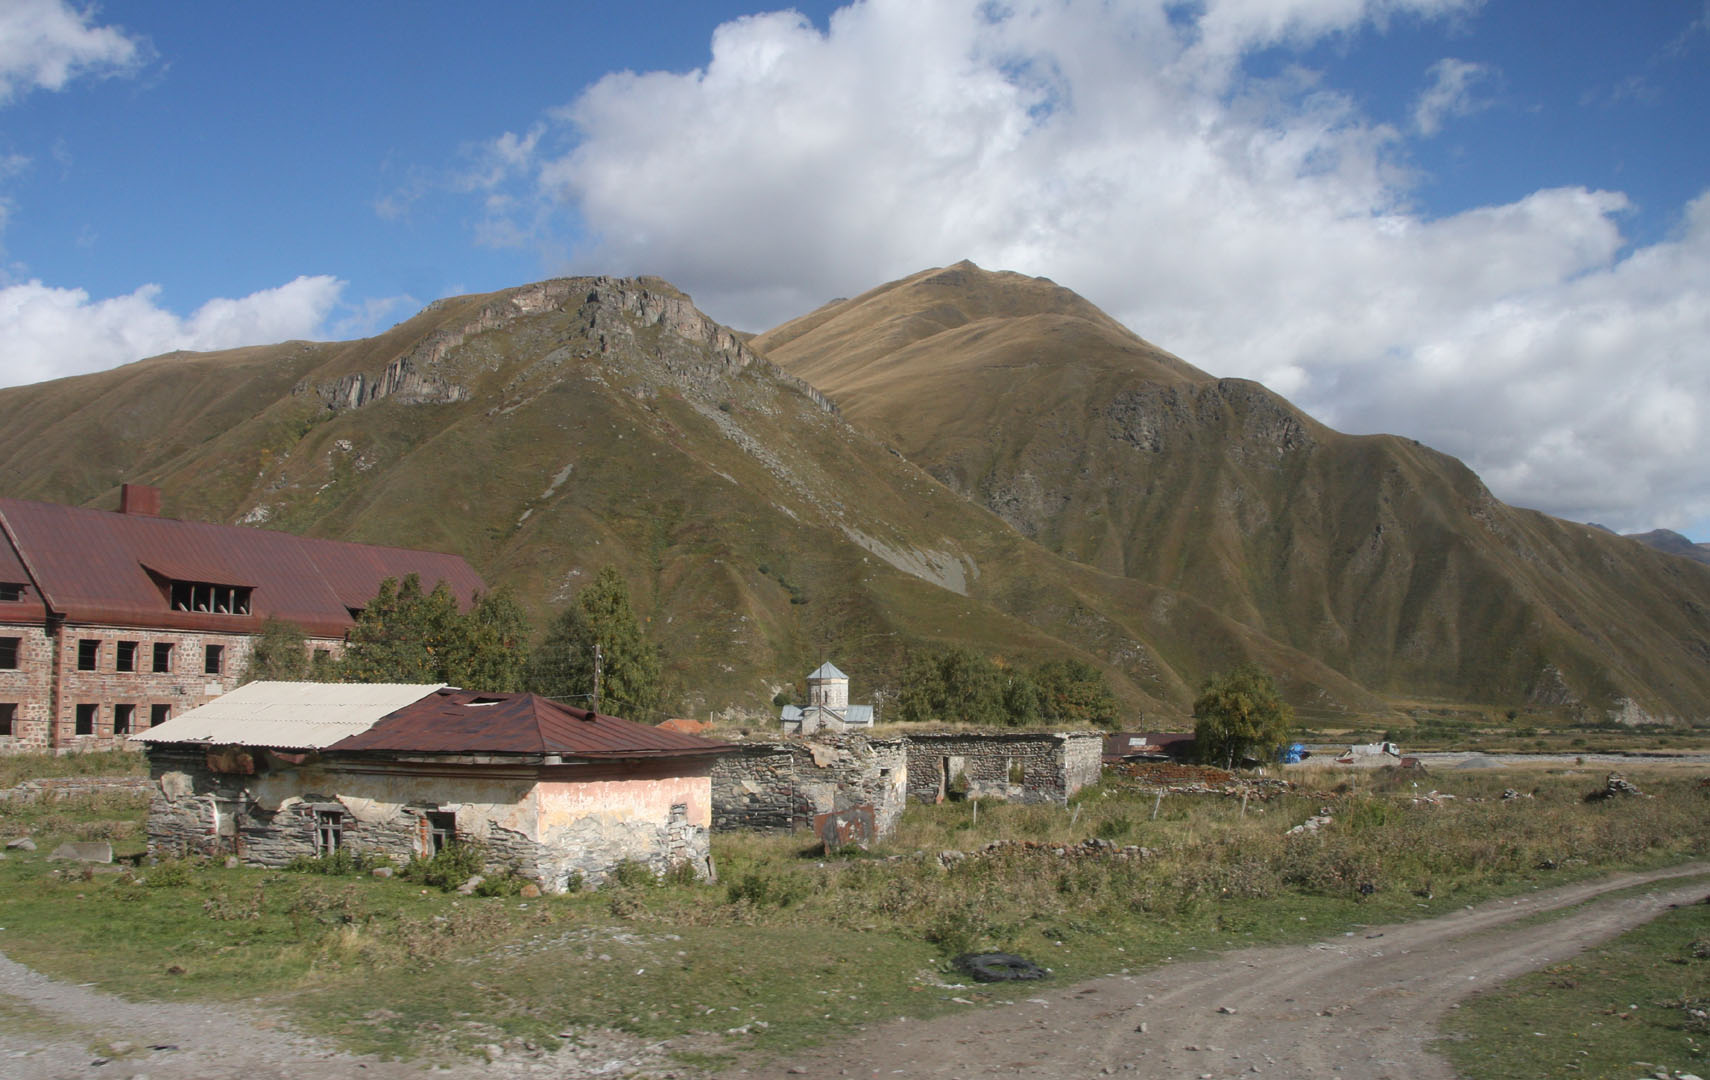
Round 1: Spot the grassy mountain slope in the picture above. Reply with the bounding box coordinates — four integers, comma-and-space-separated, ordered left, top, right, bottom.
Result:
0, 276, 1392, 724
753, 262, 1710, 725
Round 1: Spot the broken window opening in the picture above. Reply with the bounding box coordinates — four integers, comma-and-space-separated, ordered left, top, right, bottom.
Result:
315, 810, 344, 853
149, 703, 171, 728
0, 582, 23, 602
74, 703, 96, 736
77, 639, 100, 671
153, 641, 173, 672
0, 637, 18, 670
116, 640, 139, 673
0, 703, 16, 737
204, 644, 224, 675
169, 580, 252, 616
426, 811, 456, 854
113, 703, 136, 735
1007, 756, 1025, 785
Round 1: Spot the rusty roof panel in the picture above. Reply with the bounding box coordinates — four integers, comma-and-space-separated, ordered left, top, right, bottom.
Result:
334, 689, 738, 759
0, 498, 485, 637
0, 518, 48, 622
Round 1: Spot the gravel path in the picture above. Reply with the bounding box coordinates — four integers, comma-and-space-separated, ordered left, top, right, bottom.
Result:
727, 862, 1710, 1080
3, 863, 1705, 1079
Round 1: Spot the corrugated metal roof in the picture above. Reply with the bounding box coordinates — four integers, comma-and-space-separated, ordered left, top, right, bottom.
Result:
0, 517, 48, 622
0, 497, 486, 636
334, 689, 738, 759
807, 662, 847, 680
135, 681, 447, 749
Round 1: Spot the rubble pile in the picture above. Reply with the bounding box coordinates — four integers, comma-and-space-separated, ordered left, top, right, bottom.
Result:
1585, 772, 1651, 801
930, 837, 1155, 868
1110, 761, 1291, 798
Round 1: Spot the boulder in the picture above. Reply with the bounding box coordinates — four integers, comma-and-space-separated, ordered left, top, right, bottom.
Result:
47, 841, 112, 863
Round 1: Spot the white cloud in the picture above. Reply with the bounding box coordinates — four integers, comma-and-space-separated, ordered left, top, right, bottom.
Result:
462, 0, 1706, 533
0, 276, 344, 387
1411, 57, 1493, 134
0, 0, 146, 105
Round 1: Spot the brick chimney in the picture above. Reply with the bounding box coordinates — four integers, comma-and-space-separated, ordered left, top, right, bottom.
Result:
119, 484, 161, 516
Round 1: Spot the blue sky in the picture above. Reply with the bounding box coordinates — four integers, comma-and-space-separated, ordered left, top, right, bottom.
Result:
1, 0, 1708, 539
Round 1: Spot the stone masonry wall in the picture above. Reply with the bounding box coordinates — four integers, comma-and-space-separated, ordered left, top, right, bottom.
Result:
904, 731, 1104, 806
0, 623, 54, 753
711, 734, 908, 838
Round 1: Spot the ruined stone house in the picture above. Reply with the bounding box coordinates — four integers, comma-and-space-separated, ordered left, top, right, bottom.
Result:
711, 732, 908, 838
138, 682, 735, 890
712, 729, 1104, 842
904, 730, 1104, 805
0, 485, 484, 754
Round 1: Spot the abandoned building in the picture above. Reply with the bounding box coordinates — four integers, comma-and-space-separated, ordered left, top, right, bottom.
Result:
711, 732, 908, 840
138, 682, 736, 889
713, 728, 1104, 843
904, 730, 1104, 805
778, 662, 874, 734
0, 485, 484, 754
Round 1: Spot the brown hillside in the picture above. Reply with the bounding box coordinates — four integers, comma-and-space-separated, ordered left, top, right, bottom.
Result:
0, 276, 1390, 725
752, 261, 1710, 725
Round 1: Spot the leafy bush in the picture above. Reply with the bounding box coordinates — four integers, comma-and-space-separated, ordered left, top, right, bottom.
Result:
146, 858, 195, 888
400, 843, 487, 890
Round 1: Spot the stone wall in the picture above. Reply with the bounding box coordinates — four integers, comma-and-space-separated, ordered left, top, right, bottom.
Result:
904, 731, 1104, 805
144, 748, 714, 891
711, 733, 908, 838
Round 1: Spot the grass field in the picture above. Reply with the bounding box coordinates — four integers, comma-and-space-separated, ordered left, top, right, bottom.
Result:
1438, 892, 1709, 1079
1, 754, 1705, 1067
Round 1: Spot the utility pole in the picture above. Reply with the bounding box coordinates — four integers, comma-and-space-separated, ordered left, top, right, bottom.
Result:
591, 641, 603, 714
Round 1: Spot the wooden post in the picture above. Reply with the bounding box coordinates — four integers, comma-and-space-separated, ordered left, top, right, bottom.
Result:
1151, 790, 1163, 820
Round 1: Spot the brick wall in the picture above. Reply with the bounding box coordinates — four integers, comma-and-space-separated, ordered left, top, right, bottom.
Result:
0, 623, 54, 752
0, 624, 343, 754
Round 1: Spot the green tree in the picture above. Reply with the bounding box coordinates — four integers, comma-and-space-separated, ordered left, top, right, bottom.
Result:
443, 588, 532, 692
334, 575, 528, 691
1192, 666, 1295, 768
336, 574, 461, 684
242, 618, 313, 683
1032, 658, 1119, 727
895, 646, 1006, 725
527, 568, 661, 716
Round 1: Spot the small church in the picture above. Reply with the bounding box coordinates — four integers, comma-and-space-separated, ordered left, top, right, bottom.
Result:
778, 662, 874, 734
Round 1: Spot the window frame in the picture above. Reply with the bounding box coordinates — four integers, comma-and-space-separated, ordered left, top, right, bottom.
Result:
116, 640, 139, 673
315, 809, 344, 853
77, 639, 100, 671
204, 643, 224, 675
0, 582, 24, 602
0, 702, 16, 737
0, 636, 19, 670
113, 703, 136, 735
149, 703, 171, 728
73, 703, 97, 736
152, 641, 174, 673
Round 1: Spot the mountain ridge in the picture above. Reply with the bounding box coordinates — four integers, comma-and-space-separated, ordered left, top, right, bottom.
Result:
1, 266, 1706, 727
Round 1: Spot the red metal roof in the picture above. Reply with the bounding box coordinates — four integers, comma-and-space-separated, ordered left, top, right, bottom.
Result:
0, 517, 49, 622
0, 497, 486, 637
333, 689, 738, 759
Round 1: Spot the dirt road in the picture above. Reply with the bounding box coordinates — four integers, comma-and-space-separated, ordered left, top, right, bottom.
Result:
2, 863, 1705, 1079
730, 862, 1710, 1080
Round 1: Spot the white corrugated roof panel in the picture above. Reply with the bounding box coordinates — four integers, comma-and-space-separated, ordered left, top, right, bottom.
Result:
135, 681, 447, 749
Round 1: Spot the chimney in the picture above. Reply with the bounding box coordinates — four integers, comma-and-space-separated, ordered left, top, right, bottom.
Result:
119, 484, 161, 516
